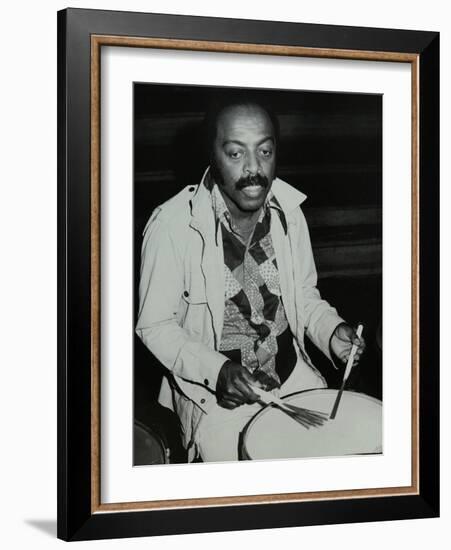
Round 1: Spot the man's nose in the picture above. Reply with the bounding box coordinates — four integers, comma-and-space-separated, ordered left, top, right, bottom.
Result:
244, 153, 259, 175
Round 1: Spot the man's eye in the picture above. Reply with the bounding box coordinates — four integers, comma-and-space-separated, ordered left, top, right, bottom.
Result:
228, 151, 243, 159
259, 149, 273, 158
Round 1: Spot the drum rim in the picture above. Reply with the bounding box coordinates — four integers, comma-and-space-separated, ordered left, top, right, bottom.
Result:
282, 388, 382, 407
241, 389, 382, 461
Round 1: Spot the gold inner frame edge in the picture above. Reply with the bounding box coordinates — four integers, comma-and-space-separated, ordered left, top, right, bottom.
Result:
90, 35, 420, 514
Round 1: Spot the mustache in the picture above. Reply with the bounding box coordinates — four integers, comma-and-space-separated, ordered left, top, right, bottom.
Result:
235, 173, 269, 190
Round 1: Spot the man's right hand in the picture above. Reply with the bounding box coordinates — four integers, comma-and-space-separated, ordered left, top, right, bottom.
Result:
215, 361, 278, 409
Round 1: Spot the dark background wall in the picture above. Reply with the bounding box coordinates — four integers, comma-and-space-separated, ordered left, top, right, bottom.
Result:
133, 83, 382, 462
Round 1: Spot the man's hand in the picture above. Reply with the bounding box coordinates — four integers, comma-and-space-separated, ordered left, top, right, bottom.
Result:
330, 323, 366, 366
216, 361, 279, 409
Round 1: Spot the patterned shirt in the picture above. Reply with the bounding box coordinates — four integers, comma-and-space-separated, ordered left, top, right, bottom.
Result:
211, 183, 294, 386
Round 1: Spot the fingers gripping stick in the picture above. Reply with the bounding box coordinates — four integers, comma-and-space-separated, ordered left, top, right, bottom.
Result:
330, 324, 364, 420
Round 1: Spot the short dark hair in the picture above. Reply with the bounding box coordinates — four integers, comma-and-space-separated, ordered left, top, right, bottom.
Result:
203, 93, 280, 158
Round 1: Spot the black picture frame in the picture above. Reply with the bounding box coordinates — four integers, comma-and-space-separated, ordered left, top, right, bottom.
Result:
57, 7, 439, 541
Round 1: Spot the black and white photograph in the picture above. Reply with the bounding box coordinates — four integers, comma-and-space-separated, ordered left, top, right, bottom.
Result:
133, 84, 383, 466
0, 0, 445, 546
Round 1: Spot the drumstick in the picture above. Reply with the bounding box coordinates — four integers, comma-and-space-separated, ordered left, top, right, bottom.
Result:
251, 385, 295, 412
330, 324, 363, 420
251, 385, 328, 428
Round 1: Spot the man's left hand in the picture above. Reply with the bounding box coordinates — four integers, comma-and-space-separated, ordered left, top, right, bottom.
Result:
330, 322, 366, 366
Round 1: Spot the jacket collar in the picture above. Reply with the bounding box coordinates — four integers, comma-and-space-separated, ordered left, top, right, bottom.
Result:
270, 176, 307, 212
189, 166, 307, 228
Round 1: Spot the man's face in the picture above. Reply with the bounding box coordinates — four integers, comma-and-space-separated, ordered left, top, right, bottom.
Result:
211, 104, 276, 215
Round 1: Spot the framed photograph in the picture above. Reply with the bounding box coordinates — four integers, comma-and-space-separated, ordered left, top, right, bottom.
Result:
57, 8, 439, 541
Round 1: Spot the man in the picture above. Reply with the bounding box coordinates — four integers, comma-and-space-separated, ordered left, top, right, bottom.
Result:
136, 97, 365, 463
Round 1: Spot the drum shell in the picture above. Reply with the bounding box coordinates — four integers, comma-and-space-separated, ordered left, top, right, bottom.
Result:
133, 420, 170, 465
241, 389, 382, 461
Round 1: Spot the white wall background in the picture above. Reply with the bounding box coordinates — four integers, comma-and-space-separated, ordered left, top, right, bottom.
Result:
0, 1, 448, 548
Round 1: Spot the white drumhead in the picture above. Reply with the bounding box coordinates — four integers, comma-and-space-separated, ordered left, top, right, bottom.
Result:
243, 389, 382, 460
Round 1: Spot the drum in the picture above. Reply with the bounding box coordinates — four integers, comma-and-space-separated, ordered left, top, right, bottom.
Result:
133, 420, 170, 465
241, 389, 382, 460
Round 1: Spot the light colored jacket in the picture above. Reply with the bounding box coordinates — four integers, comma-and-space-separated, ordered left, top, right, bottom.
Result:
136, 168, 344, 452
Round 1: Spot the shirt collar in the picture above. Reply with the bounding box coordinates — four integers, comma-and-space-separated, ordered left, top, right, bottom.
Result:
210, 180, 285, 243
190, 167, 301, 240
192, 166, 306, 217
209, 174, 283, 223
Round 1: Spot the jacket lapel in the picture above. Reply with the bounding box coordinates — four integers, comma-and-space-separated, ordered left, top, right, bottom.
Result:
189, 175, 225, 346
270, 210, 296, 333
270, 178, 307, 337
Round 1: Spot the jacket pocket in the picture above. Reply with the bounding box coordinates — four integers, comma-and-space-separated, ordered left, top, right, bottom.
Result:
180, 281, 208, 336
182, 286, 207, 305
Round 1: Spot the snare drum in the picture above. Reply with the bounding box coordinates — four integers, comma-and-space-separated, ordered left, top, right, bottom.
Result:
241, 389, 382, 460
